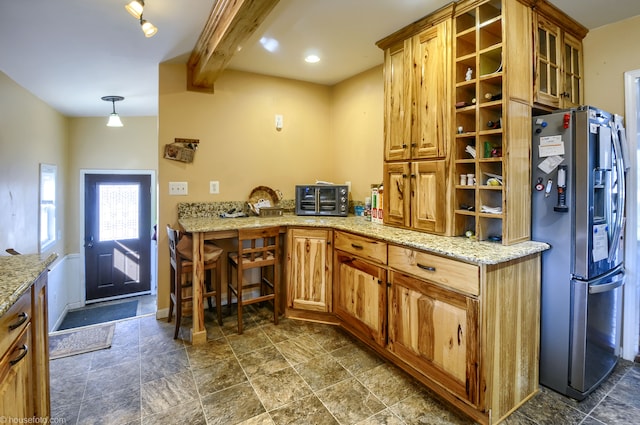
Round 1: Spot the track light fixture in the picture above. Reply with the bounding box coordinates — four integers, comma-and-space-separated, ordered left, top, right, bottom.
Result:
124, 0, 158, 37
140, 16, 158, 38
125, 0, 144, 19
101, 96, 124, 127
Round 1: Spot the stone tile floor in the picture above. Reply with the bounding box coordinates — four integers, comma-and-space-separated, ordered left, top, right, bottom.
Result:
49, 304, 640, 424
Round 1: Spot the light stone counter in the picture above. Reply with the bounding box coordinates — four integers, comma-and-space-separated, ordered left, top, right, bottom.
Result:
0, 253, 57, 316
179, 214, 549, 265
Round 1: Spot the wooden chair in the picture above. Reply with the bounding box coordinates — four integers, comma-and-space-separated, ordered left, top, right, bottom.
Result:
166, 225, 224, 339
227, 226, 280, 334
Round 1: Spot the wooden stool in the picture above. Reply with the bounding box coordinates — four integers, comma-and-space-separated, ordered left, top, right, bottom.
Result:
227, 226, 280, 334
166, 225, 223, 339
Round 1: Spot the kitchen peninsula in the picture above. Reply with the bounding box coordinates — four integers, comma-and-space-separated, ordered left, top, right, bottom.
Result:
178, 208, 548, 425
0, 253, 57, 420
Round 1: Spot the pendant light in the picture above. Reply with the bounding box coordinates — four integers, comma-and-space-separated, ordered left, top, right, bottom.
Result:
101, 96, 124, 127
140, 16, 158, 38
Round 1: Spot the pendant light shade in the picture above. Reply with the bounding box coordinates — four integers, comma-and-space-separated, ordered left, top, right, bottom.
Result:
101, 96, 124, 127
125, 0, 144, 19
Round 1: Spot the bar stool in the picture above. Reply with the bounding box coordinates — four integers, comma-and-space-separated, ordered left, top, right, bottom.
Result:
166, 225, 224, 339
227, 226, 280, 334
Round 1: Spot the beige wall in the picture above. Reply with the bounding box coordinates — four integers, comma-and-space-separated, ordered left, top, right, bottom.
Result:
0, 71, 68, 258
583, 15, 640, 115
330, 66, 384, 201
157, 64, 384, 310
66, 117, 158, 253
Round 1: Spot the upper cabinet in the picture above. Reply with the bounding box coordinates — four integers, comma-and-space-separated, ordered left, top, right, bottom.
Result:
380, 11, 452, 161
532, 1, 587, 110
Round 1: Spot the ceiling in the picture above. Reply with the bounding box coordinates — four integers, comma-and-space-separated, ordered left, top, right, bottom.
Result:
1, 0, 639, 118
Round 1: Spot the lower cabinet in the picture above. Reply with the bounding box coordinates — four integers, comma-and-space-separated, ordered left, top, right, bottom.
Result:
286, 228, 333, 316
0, 325, 34, 418
334, 251, 387, 347
0, 270, 50, 421
387, 270, 479, 404
286, 227, 541, 425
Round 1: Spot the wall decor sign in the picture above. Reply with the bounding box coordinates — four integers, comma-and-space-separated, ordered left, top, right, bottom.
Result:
164, 138, 199, 163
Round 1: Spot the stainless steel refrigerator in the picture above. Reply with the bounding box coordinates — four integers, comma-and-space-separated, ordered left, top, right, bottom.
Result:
531, 105, 626, 400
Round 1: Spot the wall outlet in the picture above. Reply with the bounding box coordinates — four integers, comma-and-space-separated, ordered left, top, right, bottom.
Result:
209, 181, 220, 194
169, 181, 188, 195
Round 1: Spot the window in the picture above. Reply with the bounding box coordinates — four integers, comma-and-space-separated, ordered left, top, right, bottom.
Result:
39, 164, 57, 252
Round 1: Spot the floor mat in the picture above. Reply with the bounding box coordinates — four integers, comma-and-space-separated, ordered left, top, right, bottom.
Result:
57, 300, 138, 330
49, 323, 115, 359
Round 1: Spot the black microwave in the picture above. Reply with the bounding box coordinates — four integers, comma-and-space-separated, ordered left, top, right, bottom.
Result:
295, 185, 349, 216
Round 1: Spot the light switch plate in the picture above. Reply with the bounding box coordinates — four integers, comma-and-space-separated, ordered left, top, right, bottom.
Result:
169, 181, 188, 195
209, 181, 220, 194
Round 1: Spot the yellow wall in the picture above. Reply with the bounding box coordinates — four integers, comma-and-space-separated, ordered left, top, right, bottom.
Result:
157, 64, 383, 310
66, 117, 158, 253
330, 66, 384, 201
0, 71, 68, 258
583, 15, 640, 115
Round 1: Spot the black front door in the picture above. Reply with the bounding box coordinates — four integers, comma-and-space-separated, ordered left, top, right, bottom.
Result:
84, 174, 151, 301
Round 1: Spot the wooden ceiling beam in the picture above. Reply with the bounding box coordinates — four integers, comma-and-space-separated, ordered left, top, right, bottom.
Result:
187, 0, 280, 93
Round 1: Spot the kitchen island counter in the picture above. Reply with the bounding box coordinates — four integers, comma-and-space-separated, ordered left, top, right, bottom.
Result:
0, 253, 57, 316
179, 214, 549, 265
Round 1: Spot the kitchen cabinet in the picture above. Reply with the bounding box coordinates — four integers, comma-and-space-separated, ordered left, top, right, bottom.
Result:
286, 228, 333, 319
533, 3, 587, 110
333, 231, 387, 346
32, 271, 50, 417
452, 0, 533, 244
0, 287, 35, 418
387, 246, 479, 403
381, 20, 451, 161
384, 160, 447, 233
388, 271, 479, 404
387, 244, 541, 424
378, 13, 452, 235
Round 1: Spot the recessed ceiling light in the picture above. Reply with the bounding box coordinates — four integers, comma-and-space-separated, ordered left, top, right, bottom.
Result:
305, 54, 320, 63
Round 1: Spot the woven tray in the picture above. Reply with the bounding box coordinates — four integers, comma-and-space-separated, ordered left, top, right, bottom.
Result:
248, 186, 280, 215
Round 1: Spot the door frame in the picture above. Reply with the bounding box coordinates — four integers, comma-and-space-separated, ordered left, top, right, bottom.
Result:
79, 169, 157, 306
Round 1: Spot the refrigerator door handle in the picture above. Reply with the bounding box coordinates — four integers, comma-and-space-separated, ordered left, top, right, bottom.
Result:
588, 272, 625, 294
607, 124, 626, 263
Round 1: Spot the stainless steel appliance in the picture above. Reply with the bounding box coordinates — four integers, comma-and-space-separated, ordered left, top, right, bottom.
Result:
531, 105, 626, 400
295, 184, 349, 216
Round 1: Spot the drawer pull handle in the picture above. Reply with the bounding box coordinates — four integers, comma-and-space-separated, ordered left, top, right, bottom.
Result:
8, 312, 28, 330
417, 264, 436, 272
351, 243, 364, 250
10, 344, 28, 366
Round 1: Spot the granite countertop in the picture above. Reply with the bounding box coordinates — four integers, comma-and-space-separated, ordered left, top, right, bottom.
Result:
0, 253, 58, 316
179, 214, 549, 265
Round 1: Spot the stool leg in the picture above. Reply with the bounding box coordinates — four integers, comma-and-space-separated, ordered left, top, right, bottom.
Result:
205, 269, 213, 311
227, 259, 233, 316
215, 257, 222, 325
237, 260, 243, 335
174, 273, 184, 340
167, 267, 175, 324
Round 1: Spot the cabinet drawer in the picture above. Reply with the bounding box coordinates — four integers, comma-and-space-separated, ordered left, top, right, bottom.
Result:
388, 245, 479, 295
0, 290, 32, 356
334, 231, 387, 264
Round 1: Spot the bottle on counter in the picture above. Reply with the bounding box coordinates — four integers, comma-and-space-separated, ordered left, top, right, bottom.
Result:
364, 196, 372, 221
484, 92, 502, 101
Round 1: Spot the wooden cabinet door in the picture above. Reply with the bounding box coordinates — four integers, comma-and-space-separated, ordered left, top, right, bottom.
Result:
413, 22, 449, 159
534, 14, 562, 109
32, 272, 50, 418
388, 271, 478, 405
562, 31, 583, 108
412, 160, 446, 233
334, 251, 387, 347
384, 162, 411, 227
287, 228, 332, 312
383, 38, 412, 161
0, 326, 34, 419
